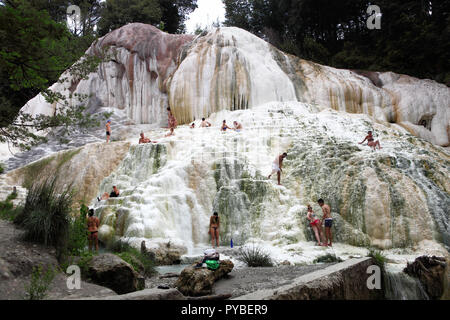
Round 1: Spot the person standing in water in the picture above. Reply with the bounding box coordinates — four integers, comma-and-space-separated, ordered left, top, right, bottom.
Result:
106, 120, 112, 143
268, 152, 288, 185
318, 199, 333, 247
209, 212, 220, 248
359, 131, 382, 150
87, 209, 100, 253
306, 205, 324, 246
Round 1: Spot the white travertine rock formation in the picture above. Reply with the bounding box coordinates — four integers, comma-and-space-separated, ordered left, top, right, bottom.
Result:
19, 24, 450, 146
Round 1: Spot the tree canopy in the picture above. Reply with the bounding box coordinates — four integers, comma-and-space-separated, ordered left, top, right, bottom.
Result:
224, 0, 450, 85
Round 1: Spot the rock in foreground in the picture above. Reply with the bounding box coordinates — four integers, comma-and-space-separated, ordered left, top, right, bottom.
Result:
175, 260, 234, 297
88, 253, 140, 294
404, 255, 447, 299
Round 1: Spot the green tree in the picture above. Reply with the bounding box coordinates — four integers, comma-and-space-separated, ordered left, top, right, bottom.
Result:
97, 0, 162, 36
0, 1, 109, 151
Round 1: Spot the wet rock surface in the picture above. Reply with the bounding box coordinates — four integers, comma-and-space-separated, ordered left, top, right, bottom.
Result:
404, 255, 448, 299
175, 260, 234, 297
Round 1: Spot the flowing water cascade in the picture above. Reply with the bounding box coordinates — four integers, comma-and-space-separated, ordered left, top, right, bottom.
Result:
91, 101, 449, 257
384, 265, 429, 300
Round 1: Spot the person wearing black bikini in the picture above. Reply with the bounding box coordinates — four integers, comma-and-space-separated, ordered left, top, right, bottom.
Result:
209, 212, 220, 248
87, 209, 100, 253
359, 131, 382, 150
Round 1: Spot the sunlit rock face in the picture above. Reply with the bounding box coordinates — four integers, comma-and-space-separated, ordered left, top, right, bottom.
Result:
19, 24, 449, 146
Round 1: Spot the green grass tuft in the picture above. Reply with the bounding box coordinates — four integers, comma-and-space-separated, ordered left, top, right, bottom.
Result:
313, 253, 343, 264
238, 245, 273, 267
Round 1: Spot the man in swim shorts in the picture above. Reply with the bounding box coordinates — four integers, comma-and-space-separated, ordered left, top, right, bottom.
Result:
106, 120, 111, 143
87, 209, 100, 252
201, 118, 212, 127
268, 152, 288, 185
318, 199, 333, 246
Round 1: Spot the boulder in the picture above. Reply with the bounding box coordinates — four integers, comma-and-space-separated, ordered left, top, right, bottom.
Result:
141, 241, 187, 266
175, 260, 234, 297
88, 253, 140, 294
403, 255, 447, 299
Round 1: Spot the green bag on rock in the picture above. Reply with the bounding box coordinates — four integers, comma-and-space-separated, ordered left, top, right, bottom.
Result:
205, 260, 220, 270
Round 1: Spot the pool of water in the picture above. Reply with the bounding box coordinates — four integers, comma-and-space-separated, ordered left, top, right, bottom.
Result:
155, 264, 191, 275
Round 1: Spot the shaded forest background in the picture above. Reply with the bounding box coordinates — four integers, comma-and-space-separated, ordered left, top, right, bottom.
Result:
0, 0, 448, 136
223, 0, 449, 87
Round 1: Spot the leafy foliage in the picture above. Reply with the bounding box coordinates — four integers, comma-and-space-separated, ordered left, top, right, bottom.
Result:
98, 0, 198, 36
66, 204, 89, 256
14, 178, 72, 253
367, 247, 387, 271
0, 192, 22, 221
108, 239, 156, 277
313, 253, 343, 264
224, 0, 450, 85
24, 265, 55, 300
238, 245, 273, 267
0, 1, 110, 151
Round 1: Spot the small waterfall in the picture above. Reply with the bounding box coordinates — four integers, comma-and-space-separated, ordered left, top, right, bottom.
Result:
384, 267, 429, 300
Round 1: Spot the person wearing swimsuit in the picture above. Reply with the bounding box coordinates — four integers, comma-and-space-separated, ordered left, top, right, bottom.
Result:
106, 120, 111, 143
221, 120, 231, 132
318, 199, 333, 247
87, 209, 100, 253
359, 131, 382, 150
306, 205, 324, 246
268, 152, 288, 185
167, 107, 178, 130
201, 118, 212, 128
209, 212, 220, 248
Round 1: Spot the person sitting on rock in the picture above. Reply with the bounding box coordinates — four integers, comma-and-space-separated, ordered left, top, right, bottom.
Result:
139, 132, 157, 144
200, 118, 212, 128
98, 186, 120, 201
359, 131, 382, 150
233, 121, 243, 132
87, 209, 100, 253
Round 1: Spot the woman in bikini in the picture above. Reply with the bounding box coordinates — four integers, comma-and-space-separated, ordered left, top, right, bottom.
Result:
167, 107, 178, 130
87, 209, 100, 253
221, 120, 232, 132
209, 212, 220, 248
359, 131, 382, 150
306, 205, 324, 246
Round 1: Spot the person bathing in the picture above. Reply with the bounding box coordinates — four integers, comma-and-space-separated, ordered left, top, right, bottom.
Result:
98, 186, 120, 201
201, 118, 212, 128
359, 131, 382, 150
139, 132, 157, 144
